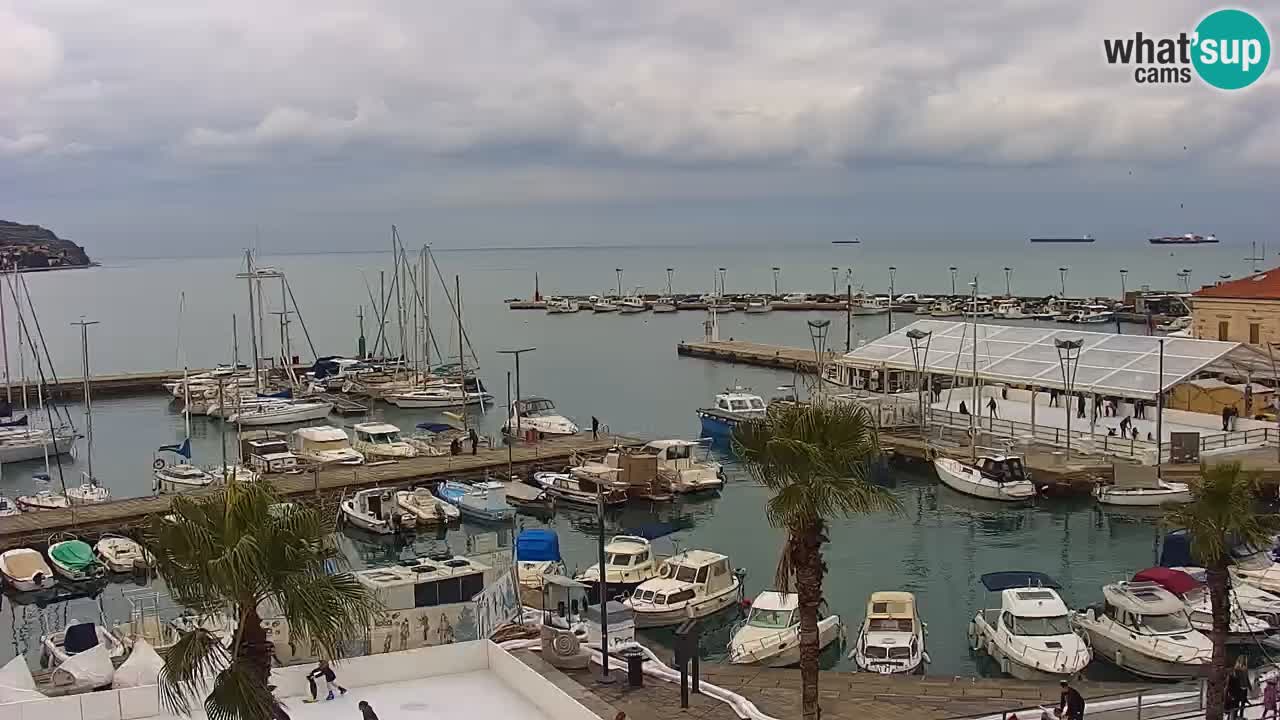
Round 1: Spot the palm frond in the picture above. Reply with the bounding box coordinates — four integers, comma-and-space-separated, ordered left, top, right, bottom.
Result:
158, 628, 230, 716
1164, 461, 1280, 567
204, 663, 275, 720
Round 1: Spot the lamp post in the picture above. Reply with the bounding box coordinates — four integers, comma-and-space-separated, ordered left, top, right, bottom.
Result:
498, 347, 536, 439
666, 268, 674, 296
831, 267, 839, 295
1177, 269, 1192, 293
718, 267, 727, 298
1055, 338, 1083, 461
949, 266, 958, 296
1059, 267, 1069, 298
1156, 338, 1165, 478
808, 319, 831, 402
907, 329, 932, 434
1119, 268, 1128, 300
1003, 267, 1013, 298
772, 267, 780, 296
888, 266, 897, 333
615, 268, 623, 297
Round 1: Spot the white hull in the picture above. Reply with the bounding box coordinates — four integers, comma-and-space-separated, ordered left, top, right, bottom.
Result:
0, 550, 57, 592
229, 402, 333, 426
395, 491, 461, 526
1094, 483, 1191, 506
732, 616, 841, 667
340, 501, 414, 535
631, 578, 740, 628
0, 430, 77, 463
652, 304, 678, 313
156, 476, 215, 494
970, 614, 1089, 680
933, 458, 1036, 502
65, 484, 110, 505
1078, 627, 1207, 679
387, 392, 492, 409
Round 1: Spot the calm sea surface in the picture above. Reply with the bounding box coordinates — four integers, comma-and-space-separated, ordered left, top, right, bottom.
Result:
1, 241, 1241, 674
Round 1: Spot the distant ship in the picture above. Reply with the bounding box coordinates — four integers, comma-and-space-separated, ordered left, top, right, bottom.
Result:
1149, 233, 1218, 245
1029, 235, 1095, 243
831, 239, 862, 244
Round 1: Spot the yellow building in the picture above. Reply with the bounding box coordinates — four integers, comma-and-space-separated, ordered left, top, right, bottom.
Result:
1191, 267, 1280, 347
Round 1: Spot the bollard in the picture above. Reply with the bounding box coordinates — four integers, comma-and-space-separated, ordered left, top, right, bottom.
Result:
620, 647, 645, 688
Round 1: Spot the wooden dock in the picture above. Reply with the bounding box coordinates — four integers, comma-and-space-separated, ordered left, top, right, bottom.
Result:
2, 363, 308, 402
0, 433, 634, 551
677, 340, 821, 373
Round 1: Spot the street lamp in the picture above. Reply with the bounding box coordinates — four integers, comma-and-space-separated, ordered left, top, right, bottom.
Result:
1058, 267, 1069, 298
1119, 268, 1128, 299
772, 267, 781, 296
888, 266, 897, 332
808, 319, 831, 402
831, 267, 839, 295
1003, 267, 1013, 298
907, 328, 932, 434
1055, 338, 1083, 461
614, 268, 623, 297
949, 266, 958, 296
718, 267, 727, 297
1177, 269, 1192, 293
498, 347, 536, 439
665, 268, 675, 296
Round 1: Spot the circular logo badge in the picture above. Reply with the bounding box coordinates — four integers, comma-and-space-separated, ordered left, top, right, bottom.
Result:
1192, 9, 1271, 90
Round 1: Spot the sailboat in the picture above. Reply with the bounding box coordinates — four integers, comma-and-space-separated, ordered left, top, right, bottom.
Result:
153, 365, 215, 494
930, 277, 1037, 502
65, 319, 109, 505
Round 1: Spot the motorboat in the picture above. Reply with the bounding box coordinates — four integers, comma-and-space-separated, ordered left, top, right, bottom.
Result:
154, 463, 216, 494
0, 548, 57, 592
94, 535, 153, 573
531, 470, 627, 508
591, 297, 619, 313
1071, 304, 1114, 324
291, 426, 364, 465
545, 297, 581, 314
576, 535, 664, 599
505, 481, 553, 514
0, 494, 18, 517
618, 295, 647, 313
351, 422, 419, 459
636, 439, 723, 493
1072, 581, 1212, 679
339, 487, 417, 535
696, 386, 768, 439
933, 455, 1037, 502
1171, 566, 1280, 626
47, 537, 107, 582
652, 297, 678, 313
961, 300, 993, 318
0, 425, 78, 464
1094, 477, 1191, 506
730, 591, 841, 668
436, 480, 514, 522
65, 474, 111, 504
386, 384, 492, 409
1133, 567, 1277, 642
507, 397, 579, 437
16, 477, 71, 511
1156, 316, 1193, 333
227, 400, 334, 426
624, 549, 742, 628
929, 300, 963, 318
41, 620, 127, 666
516, 529, 567, 609
967, 572, 1090, 681
243, 433, 303, 474
744, 297, 773, 314
1162, 532, 1280, 597
854, 296, 890, 315
394, 487, 460, 526
992, 300, 1029, 319
851, 591, 928, 675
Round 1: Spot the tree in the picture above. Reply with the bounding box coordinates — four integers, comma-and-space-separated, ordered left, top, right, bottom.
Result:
733, 402, 900, 720
1163, 461, 1280, 720
144, 481, 379, 720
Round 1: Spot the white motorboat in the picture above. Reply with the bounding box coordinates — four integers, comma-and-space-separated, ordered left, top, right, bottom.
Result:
94, 535, 153, 573
1072, 304, 1115, 324
992, 300, 1029, 319
516, 529, 567, 608
339, 487, 416, 535
16, 476, 71, 512
730, 591, 841, 668
1156, 316, 1193, 333
386, 384, 493, 409
618, 295, 647, 313
928, 301, 963, 318
531, 470, 627, 508
696, 386, 769, 439
0, 548, 57, 592
227, 400, 333, 426
0, 494, 18, 517
154, 463, 216, 494
435, 480, 514, 522
351, 422, 419, 459
967, 572, 1090, 681
576, 535, 665, 598
65, 475, 111, 504
652, 297, 678, 313
632, 439, 723, 493
1072, 581, 1212, 680
744, 297, 773, 314
1134, 567, 1277, 642
961, 300, 993, 317
394, 487, 460, 526
0, 426, 78, 464
1094, 478, 1191, 506
47, 537, 107, 582
1172, 566, 1280, 626
624, 549, 742, 628
507, 396, 579, 437
851, 591, 928, 675
591, 297, 619, 313
545, 297, 581, 314
291, 426, 364, 465
854, 296, 890, 315
933, 456, 1037, 502
42, 620, 127, 666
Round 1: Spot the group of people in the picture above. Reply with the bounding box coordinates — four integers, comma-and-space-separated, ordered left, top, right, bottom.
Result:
448, 428, 481, 456
272, 660, 379, 720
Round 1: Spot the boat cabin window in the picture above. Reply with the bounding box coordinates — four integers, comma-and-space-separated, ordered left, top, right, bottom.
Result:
675, 564, 699, 583
1189, 610, 1212, 626
869, 618, 913, 632
1136, 612, 1192, 634
1006, 614, 1073, 636
1236, 552, 1272, 571
302, 439, 350, 452
666, 589, 696, 604
747, 607, 794, 629
522, 399, 556, 416
412, 572, 485, 608
696, 566, 710, 583
730, 399, 751, 411
887, 646, 912, 659
748, 398, 765, 410
863, 646, 887, 658
712, 560, 729, 577
717, 399, 731, 411
363, 431, 400, 443
666, 444, 691, 461
608, 553, 633, 567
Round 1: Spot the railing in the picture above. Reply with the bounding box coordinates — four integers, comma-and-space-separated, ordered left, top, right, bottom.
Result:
972, 684, 1205, 720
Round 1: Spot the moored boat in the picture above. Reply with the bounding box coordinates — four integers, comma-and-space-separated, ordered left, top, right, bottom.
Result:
516, 529, 567, 609
1133, 567, 1276, 642
730, 590, 841, 668
506, 397, 579, 437
94, 535, 153, 574
339, 487, 416, 535
0, 548, 57, 592
576, 535, 664, 600
47, 537, 107, 582
41, 620, 127, 666
545, 297, 581, 314
1072, 581, 1211, 680
933, 455, 1037, 502
227, 400, 333, 426
967, 572, 1090, 681
436, 480, 514, 522
394, 487, 460, 526
624, 549, 742, 628
351, 422, 419, 459
292, 425, 363, 465
696, 386, 768, 439
851, 591, 927, 674
1094, 478, 1191, 506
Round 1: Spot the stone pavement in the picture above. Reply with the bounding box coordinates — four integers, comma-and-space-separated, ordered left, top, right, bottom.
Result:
516, 650, 1160, 720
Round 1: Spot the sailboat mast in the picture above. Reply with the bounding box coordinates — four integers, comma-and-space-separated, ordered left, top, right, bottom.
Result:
970, 275, 979, 463
1, 262, 9, 405
232, 314, 240, 368
457, 275, 468, 433
424, 245, 431, 371
244, 250, 262, 392
74, 318, 99, 481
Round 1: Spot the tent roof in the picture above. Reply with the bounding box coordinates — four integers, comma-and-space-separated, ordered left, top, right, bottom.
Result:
838, 319, 1277, 399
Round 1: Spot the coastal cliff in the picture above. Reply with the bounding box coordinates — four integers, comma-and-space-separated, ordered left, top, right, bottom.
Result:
0, 220, 92, 269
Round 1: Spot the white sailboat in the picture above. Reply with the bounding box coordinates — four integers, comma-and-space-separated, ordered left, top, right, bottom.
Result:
385, 383, 492, 409
154, 366, 215, 494
226, 399, 333, 426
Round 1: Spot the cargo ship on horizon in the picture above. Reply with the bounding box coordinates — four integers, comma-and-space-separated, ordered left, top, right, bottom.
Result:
1149, 233, 1218, 245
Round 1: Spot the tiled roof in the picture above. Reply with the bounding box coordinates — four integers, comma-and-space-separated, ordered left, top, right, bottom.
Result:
1194, 267, 1280, 300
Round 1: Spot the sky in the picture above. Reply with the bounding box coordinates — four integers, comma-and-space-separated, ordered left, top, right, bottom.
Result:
1, 0, 1277, 257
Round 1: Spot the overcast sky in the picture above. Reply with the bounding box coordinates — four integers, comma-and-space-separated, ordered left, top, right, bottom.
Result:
1, 1, 1276, 256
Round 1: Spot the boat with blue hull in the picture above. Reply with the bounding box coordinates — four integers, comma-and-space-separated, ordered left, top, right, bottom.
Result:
696, 386, 768, 439
435, 480, 514, 523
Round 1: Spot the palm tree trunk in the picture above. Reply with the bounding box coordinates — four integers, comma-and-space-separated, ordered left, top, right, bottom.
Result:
237, 605, 280, 720
792, 520, 825, 720
1205, 562, 1230, 720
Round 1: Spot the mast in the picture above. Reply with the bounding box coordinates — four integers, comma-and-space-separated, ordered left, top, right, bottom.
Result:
73, 317, 100, 482
970, 275, 979, 463
243, 250, 262, 392
232, 314, 240, 368
1, 261, 9, 405
423, 245, 431, 371
456, 275, 469, 433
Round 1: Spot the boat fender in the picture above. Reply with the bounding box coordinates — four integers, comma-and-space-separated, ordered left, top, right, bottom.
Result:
32, 571, 44, 585
966, 620, 976, 641
1115, 649, 1123, 668
153, 458, 166, 470
986, 639, 997, 658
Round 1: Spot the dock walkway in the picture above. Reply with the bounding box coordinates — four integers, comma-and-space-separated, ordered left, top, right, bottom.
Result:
677, 340, 823, 373
0, 433, 631, 551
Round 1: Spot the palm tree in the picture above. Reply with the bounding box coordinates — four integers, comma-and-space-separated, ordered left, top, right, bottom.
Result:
1164, 461, 1280, 720
733, 401, 900, 720
144, 481, 379, 720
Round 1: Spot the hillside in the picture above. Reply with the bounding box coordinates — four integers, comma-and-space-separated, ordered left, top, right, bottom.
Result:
0, 220, 92, 269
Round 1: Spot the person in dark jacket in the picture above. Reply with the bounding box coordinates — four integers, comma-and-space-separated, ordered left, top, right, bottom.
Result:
1228, 656, 1252, 720
468, 427, 479, 455
958, 401, 969, 415
306, 660, 347, 702
1076, 394, 1086, 419
591, 416, 600, 439
358, 701, 380, 720
1059, 680, 1085, 720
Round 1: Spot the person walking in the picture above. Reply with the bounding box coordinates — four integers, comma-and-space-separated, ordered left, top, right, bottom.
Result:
1058, 680, 1085, 720
468, 427, 479, 455
1049, 388, 1059, 408
1263, 675, 1278, 720
987, 396, 998, 420
591, 415, 599, 439
1222, 405, 1232, 431
358, 701, 380, 720
1119, 416, 1131, 436
1076, 394, 1086, 420
305, 660, 347, 702
1229, 656, 1252, 720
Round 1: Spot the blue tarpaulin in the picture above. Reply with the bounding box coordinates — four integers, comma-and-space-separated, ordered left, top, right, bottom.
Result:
516, 529, 561, 562
158, 438, 192, 459
416, 422, 456, 433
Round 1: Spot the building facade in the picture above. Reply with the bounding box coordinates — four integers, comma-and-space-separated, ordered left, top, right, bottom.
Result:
1191, 267, 1280, 347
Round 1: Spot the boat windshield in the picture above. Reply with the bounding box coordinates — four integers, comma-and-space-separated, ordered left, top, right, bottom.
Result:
1011, 615, 1073, 636
364, 431, 401, 444
1137, 612, 1192, 634
607, 553, 634, 566
747, 608, 794, 629
522, 399, 556, 416
1236, 552, 1273, 571
659, 563, 699, 582
304, 439, 352, 452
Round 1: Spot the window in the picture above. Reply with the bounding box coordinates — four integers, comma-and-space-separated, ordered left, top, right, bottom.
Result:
887, 646, 912, 659
1001, 612, 1015, 633
609, 553, 633, 567
695, 567, 710, 583
414, 581, 439, 608
1219, 321, 1230, 341
863, 646, 887, 658
1251, 323, 1261, 344
1010, 615, 1073, 636
730, 400, 749, 411
635, 551, 649, 564
1137, 612, 1192, 633
667, 444, 691, 461
713, 560, 728, 576
436, 577, 464, 605
717, 400, 730, 410
675, 565, 699, 583
749, 399, 766, 410
666, 589, 696, 604
748, 608, 793, 628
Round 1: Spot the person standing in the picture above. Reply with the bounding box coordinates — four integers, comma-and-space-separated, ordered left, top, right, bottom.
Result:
358, 701, 380, 720
1048, 387, 1059, 408
987, 396, 998, 420
1076, 394, 1086, 420
1222, 405, 1232, 431
959, 400, 969, 415
305, 660, 347, 702
468, 427, 479, 455
1262, 676, 1277, 720
591, 415, 599, 439
1058, 680, 1085, 720
1229, 656, 1252, 720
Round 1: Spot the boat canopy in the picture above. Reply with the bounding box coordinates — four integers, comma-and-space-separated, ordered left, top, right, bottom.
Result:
980, 571, 1061, 592
1105, 581, 1188, 615
292, 426, 347, 442
1133, 567, 1201, 596
50, 541, 95, 569
1159, 529, 1265, 567
516, 529, 561, 562
415, 422, 457, 433
866, 591, 915, 618
838, 319, 1278, 399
